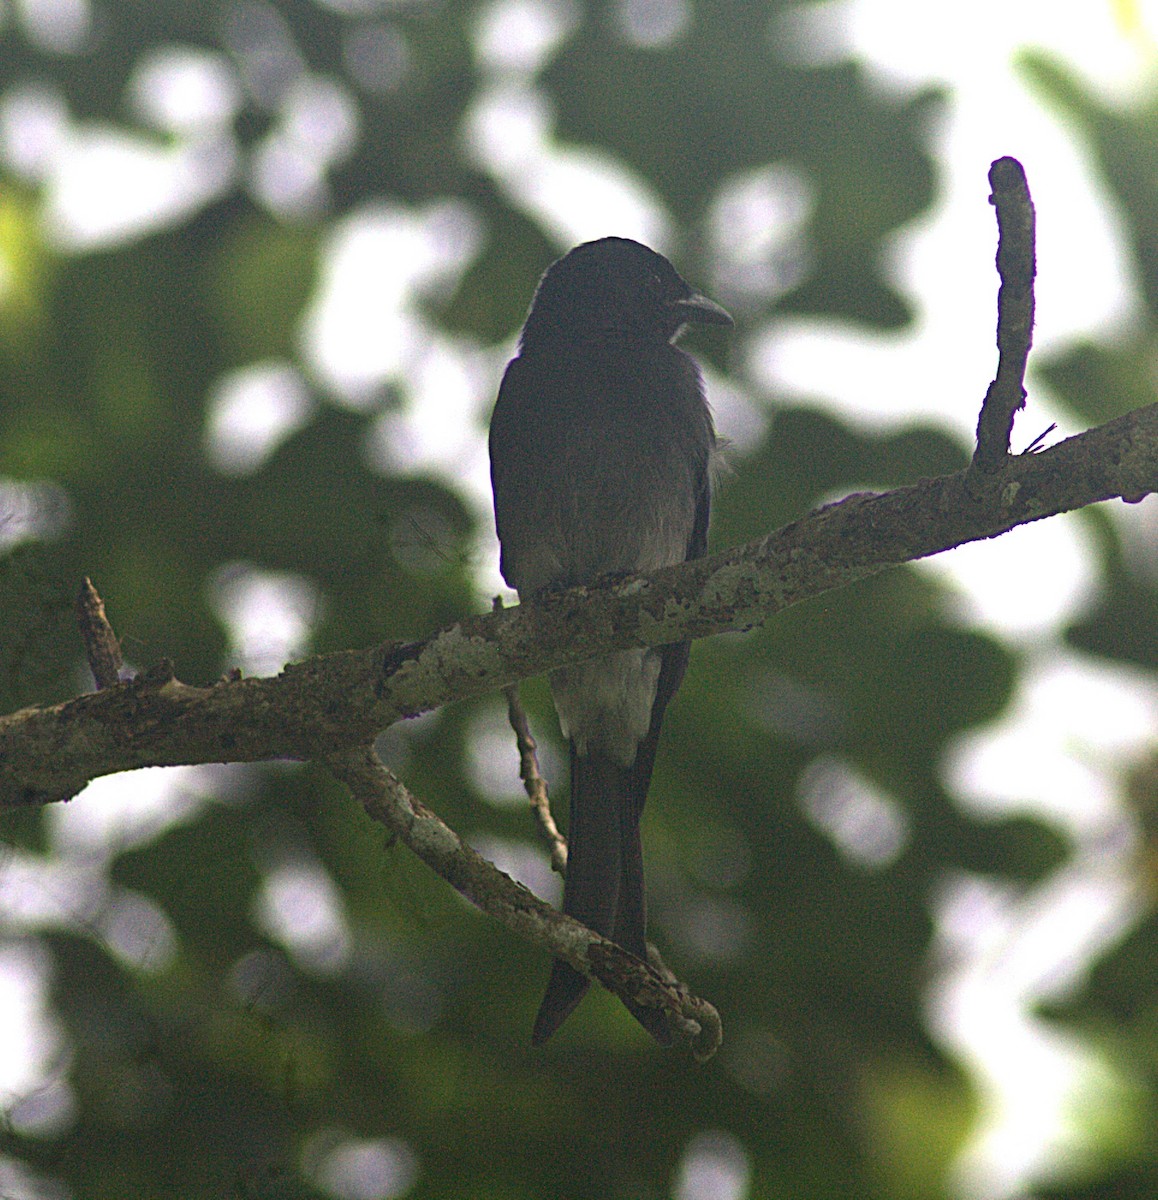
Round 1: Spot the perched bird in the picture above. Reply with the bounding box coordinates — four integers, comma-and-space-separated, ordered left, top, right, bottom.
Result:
489, 237, 731, 1044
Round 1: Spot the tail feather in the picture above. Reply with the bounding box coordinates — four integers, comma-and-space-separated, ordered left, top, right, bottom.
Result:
531, 959, 591, 1045
614, 814, 673, 1046
534, 642, 693, 1046
532, 751, 622, 1044
532, 749, 671, 1046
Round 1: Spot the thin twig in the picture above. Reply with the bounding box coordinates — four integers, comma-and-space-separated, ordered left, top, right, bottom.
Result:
75, 577, 123, 690
1022, 422, 1057, 455
503, 684, 568, 874
973, 155, 1037, 471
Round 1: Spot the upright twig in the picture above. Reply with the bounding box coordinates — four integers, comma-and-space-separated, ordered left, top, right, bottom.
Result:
974, 155, 1037, 470
75, 577, 123, 690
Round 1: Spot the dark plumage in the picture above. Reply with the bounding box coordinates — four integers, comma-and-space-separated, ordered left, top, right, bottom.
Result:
488, 237, 731, 1044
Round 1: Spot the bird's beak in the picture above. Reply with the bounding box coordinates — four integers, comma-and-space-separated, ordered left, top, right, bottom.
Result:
671, 292, 733, 327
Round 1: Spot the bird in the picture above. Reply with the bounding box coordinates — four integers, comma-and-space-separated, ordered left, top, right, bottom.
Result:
488, 236, 732, 1045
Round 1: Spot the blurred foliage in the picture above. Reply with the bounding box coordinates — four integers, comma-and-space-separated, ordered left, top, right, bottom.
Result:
0, 4, 1154, 1200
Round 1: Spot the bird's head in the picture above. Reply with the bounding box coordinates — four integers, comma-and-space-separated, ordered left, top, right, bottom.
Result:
520, 237, 732, 346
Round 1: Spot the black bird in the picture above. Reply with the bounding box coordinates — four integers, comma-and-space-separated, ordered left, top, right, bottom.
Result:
488, 237, 731, 1044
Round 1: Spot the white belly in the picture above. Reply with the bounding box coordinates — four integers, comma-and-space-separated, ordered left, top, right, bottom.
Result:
550, 648, 662, 766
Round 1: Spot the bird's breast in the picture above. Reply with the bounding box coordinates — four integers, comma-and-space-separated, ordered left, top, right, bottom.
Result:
492, 343, 710, 594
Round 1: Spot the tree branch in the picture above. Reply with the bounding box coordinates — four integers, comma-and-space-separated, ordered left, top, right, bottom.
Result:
329, 745, 721, 1059
2, 399, 1154, 807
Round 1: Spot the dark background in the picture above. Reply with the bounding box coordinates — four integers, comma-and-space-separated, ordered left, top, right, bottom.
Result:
0, 2, 1155, 1197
